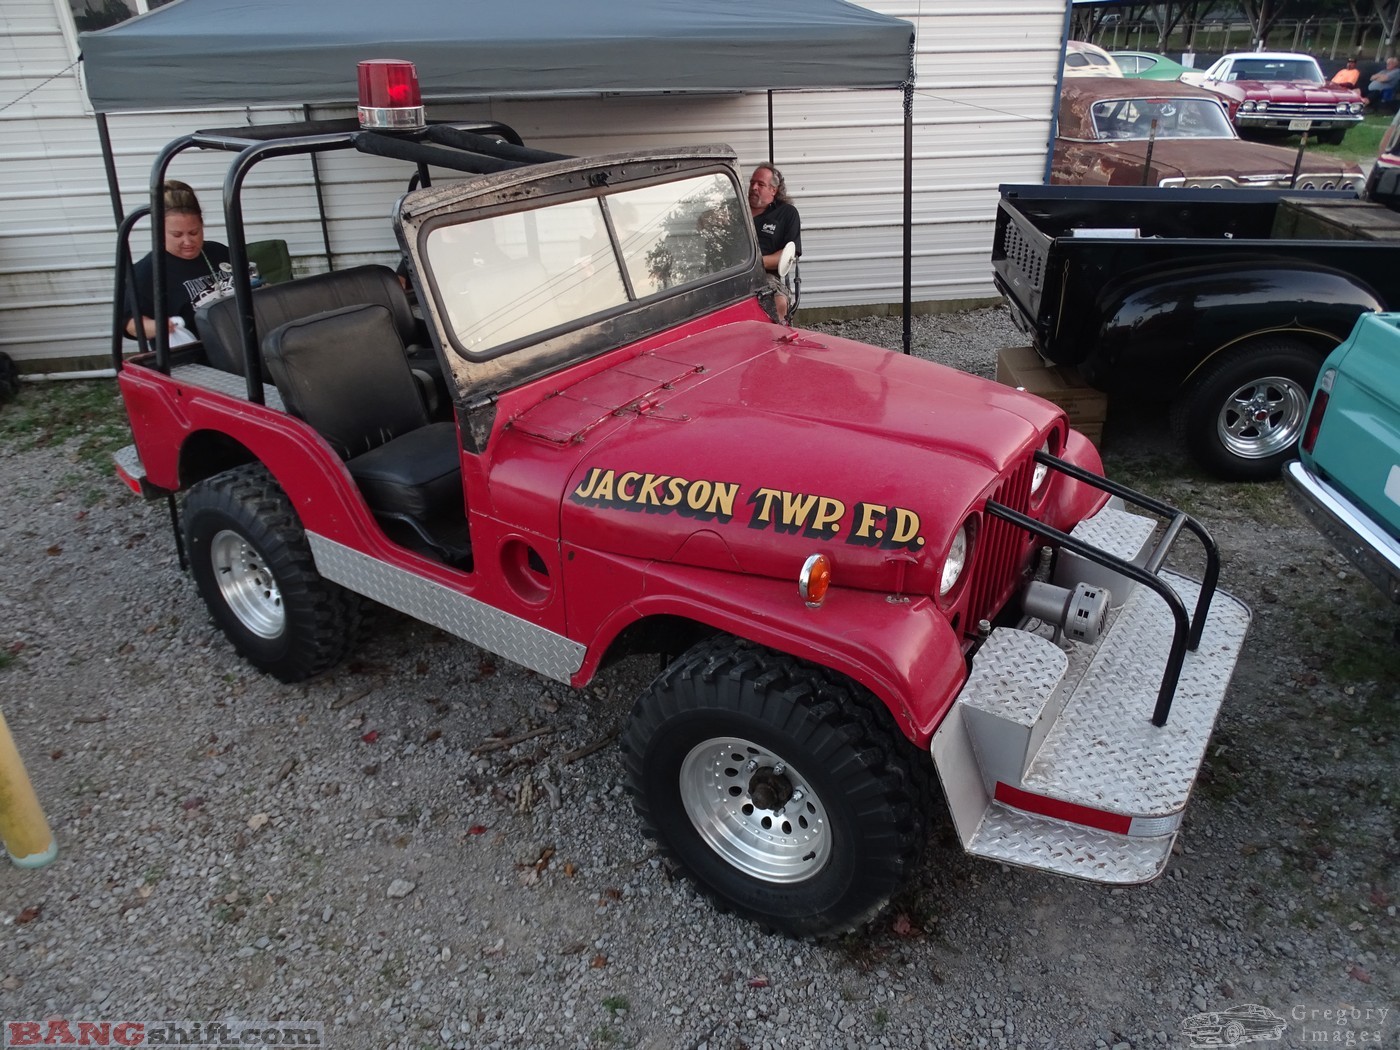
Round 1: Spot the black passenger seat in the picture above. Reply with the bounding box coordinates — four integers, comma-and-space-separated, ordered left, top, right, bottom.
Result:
262, 303, 465, 560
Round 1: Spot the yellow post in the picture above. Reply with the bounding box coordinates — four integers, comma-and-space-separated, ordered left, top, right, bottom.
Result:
0, 708, 56, 868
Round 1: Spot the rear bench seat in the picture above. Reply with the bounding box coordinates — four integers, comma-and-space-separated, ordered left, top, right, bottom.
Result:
199, 263, 422, 376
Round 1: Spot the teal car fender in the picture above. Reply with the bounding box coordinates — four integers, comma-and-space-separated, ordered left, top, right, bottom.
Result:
1285, 312, 1400, 602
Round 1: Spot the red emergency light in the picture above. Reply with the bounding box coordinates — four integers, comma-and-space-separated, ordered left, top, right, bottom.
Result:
357, 59, 426, 131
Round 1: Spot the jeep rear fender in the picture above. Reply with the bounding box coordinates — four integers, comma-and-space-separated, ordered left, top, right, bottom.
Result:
1085, 261, 1384, 397
572, 553, 969, 746
120, 367, 432, 554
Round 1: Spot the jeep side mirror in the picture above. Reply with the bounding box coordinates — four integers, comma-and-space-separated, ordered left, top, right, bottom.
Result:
777, 241, 798, 278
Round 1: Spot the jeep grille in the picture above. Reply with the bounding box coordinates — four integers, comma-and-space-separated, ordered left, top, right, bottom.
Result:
964, 457, 1036, 631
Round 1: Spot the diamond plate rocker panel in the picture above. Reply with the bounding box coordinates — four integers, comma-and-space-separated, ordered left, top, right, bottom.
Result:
171, 363, 285, 411
966, 802, 1173, 884
1023, 571, 1251, 817
307, 533, 585, 684
113, 444, 145, 483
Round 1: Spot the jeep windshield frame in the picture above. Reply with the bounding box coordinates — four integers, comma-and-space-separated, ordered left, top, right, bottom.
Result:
400, 148, 762, 402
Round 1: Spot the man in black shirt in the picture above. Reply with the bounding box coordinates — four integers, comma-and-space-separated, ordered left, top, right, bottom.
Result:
748, 164, 801, 320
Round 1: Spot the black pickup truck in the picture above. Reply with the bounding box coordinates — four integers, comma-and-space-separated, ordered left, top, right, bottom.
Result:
991, 184, 1400, 479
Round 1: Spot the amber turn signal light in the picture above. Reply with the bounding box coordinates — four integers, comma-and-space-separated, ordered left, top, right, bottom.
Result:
799, 553, 832, 608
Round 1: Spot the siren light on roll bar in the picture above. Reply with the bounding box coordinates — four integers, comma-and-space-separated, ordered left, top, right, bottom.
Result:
357, 60, 425, 131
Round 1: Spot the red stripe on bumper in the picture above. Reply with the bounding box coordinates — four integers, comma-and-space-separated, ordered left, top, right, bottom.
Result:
994, 781, 1132, 835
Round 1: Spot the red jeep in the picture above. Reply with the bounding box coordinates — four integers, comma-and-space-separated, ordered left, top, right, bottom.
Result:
111, 83, 1249, 937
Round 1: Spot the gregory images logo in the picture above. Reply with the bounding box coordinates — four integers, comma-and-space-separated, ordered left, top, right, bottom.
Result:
1180, 1004, 1287, 1047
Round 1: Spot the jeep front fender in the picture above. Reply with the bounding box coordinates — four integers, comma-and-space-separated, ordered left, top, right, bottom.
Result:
1082, 260, 1384, 398
576, 557, 969, 747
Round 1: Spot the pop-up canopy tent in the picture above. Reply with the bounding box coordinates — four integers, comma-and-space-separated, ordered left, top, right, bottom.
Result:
81, 0, 914, 109
79, 0, 918, 345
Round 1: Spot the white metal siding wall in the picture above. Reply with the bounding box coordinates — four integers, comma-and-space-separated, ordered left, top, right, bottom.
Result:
0, 0, 1067, 370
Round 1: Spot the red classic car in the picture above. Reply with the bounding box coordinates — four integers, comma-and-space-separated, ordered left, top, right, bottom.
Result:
1052, 79, 1364, 190
1181, 51, 1365, 143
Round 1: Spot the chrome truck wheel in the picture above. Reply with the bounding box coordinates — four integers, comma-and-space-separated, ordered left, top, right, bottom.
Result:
1173, 337, 1320, 482
621, 637, 926, 938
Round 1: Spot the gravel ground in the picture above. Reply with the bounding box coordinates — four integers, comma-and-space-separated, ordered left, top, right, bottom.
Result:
1, 306, 1396, 1050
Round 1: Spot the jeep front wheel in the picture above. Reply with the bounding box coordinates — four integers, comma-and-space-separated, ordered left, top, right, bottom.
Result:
184, 464, 359, 682
621, 637, 925, 938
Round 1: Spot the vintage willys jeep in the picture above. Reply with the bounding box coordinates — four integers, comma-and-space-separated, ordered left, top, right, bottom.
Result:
111, 72, 1248, 937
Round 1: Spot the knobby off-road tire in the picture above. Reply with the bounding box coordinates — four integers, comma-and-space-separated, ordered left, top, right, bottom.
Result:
183, 464, 360, 682
620, 636, 928, 939
1171, 337, 1319, 481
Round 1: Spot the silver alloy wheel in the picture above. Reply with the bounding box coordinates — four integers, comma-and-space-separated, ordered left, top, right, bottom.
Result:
1216, 374, 1309, 460
209, 529, 284, 639
678, 736, 830, 882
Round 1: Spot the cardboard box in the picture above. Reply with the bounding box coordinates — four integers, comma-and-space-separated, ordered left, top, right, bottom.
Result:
996, 346, 1109, 437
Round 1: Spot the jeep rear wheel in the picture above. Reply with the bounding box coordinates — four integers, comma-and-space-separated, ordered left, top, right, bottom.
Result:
1172, 338, 1318, 481
184, 464, 359, 682
621, 637, 925, 938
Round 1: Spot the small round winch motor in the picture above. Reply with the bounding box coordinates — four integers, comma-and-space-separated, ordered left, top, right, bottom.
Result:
1021, 580, 1111, 644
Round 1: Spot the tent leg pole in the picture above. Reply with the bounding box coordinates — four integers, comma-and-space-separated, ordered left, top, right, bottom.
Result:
767, 91, 775, 165
96, 113, 125, 228
902, 81, 913, 356
304, 103, 335, 271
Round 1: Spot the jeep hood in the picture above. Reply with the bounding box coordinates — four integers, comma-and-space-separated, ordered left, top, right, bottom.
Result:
531, 321, 1065, 594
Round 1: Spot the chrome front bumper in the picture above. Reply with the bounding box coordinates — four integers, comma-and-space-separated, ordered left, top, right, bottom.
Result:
1284, 459, 1400, 604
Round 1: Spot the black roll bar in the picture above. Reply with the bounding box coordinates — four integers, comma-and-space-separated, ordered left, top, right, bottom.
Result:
117, 117, 558, 401
987, 450, 1223, 728
420, 126, 569, 165
111, 206, 152, 371
351, 132, 525, 175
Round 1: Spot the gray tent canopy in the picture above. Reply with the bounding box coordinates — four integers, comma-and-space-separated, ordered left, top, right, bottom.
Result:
82, 0, 918, 351
80, 0, 914, 112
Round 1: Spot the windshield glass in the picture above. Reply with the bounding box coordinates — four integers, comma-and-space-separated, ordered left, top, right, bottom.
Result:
1091, 97, 1235, 139
1228, 58, 1322, 82
426, 172, 749, 357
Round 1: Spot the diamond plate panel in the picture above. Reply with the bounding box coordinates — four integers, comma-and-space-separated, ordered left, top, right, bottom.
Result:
957, 629, 1067, 727
1024, 571, 1251, 816
171, 363, 285, 411
967, 802, 1173, 884
307, 533, 585, 683
113, 444, 145, 482
1069, 505, 1157, 561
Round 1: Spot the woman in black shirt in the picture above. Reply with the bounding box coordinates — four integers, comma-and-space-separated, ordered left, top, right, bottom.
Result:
127, 180, 231, 340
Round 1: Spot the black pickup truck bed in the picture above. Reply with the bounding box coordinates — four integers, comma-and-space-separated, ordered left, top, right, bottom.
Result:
992, 184, 1400, 479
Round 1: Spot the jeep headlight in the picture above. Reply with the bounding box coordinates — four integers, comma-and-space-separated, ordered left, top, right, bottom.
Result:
1255, 100, 1269, 112
940, 523, 970, 597
1240, 101, 1256, 112
1030, 441, 1051, 496
1350, 102, 1365, 114
1336, 102, 1350, 113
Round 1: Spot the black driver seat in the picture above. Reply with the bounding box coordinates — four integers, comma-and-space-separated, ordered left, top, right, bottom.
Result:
262, 304, 462, 529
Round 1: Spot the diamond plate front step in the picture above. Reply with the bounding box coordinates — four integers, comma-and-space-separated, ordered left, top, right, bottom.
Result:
932, 552, 1251, 884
